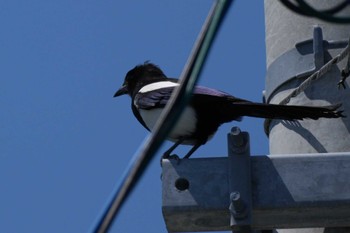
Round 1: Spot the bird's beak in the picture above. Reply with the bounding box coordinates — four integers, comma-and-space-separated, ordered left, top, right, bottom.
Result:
114, 85, 128, 97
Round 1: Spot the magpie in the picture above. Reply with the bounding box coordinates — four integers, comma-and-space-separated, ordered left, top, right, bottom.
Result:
114, 62, 344, 159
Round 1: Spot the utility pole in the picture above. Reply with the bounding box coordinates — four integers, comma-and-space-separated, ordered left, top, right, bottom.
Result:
264, 0, 350, 232
162, 1, 350, 232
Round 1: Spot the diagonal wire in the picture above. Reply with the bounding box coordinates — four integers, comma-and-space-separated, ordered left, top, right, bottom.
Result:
91, 1, 233, 232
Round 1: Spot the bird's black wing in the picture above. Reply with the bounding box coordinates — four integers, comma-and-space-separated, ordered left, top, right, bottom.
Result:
134, 87, 175, 109
131, 86, 175, 131
192, 86, 250, 122
134, 85, 242, 109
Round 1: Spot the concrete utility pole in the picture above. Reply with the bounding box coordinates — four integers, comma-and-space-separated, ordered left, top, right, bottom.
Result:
162, 1, 350, 232
264, 0, 350, 233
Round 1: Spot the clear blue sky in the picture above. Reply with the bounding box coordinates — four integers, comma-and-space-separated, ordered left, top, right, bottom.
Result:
1, 1, 266, 232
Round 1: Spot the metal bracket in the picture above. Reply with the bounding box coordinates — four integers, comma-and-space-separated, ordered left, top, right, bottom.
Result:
228, 127, 252, 232
162, 129, 350, 232
264, 26, 348, 135
264, 26, 348, 104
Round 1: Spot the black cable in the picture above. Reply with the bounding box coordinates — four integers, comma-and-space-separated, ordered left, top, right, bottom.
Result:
90, 1, 233, 233
323, 0, 350, 15
279, 0, 309, 16
279, 0, 350, 24
296, 0, 350, 24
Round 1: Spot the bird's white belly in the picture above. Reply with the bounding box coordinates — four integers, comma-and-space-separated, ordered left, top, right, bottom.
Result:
139, 106, 197, 144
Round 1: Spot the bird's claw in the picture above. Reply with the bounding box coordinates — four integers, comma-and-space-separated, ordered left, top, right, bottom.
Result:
168, 154, 181, 160
338, 69, 349, 89
160, 154, 181, 166
338, 79, 347, 89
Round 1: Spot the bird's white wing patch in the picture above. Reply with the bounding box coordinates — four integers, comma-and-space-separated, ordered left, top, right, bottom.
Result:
139, 81, 179, 93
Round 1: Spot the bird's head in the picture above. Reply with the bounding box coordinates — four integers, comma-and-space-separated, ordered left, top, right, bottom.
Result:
114, 62, 166, 97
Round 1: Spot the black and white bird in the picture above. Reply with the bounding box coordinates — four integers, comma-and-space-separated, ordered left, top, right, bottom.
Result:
114, 62, 344, 159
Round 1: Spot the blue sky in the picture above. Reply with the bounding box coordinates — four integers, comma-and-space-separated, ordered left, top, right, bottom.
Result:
1, 1, 266, 232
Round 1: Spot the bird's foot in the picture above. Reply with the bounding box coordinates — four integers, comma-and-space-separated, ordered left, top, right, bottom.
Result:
338, 69, 349, 89
167, 154, 181, 160
160, 153, 181, 166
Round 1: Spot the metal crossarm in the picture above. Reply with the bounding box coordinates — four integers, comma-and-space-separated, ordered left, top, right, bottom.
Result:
162, 128, 350, 232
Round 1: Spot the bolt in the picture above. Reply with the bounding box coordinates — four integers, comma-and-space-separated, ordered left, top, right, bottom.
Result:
231, 192, 245, 212
229, 191, 247, 219
230, 127, 245, 147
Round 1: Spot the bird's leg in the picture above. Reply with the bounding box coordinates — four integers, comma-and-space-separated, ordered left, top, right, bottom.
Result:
162, 137, 185, 159
183, 143, 202, 159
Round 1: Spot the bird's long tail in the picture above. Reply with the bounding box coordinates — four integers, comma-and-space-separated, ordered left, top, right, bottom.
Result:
229, 102, 345, 120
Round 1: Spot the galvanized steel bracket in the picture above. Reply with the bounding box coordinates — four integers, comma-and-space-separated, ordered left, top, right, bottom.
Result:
228, 127, 252, 232
162, 129, 350, 232
264, 26, 348, 104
